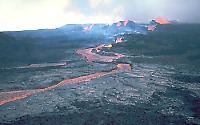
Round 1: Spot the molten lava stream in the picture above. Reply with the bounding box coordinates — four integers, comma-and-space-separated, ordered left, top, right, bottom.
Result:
0, 45, 131, 105
77, 44, 124, 62
124, 19, 129, 26
0, 64, 131, 105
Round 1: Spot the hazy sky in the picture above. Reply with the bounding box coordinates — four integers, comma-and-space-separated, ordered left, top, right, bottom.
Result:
0, 0, 200, 31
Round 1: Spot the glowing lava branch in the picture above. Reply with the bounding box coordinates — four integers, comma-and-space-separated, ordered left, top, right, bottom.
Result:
0, 90, 40, 105
117, 64, 132, 71
77, 44, 124, 62
82, 26, 89, 32
0, 63, 131, 105
95, 44, 105, 52
156, 17, 170, 24
148, 25, 156, 31
116, 37, 122, 43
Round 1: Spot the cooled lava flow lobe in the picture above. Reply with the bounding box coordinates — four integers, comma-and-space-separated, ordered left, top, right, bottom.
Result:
117, 64, 132, 71
0, 45, 131, 105
28, 62, 67, 68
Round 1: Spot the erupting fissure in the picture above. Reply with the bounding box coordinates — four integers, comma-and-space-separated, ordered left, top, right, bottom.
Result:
117, 20, 129, 27
124, 20, 129, 26
0, 43, 131, 105
148, 17, 169, 31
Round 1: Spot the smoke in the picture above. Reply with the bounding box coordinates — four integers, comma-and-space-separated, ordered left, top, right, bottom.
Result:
0, 0, 200, 31
64, 0, 200, 23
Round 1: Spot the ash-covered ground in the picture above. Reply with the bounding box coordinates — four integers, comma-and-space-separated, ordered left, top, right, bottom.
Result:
0, 22, 200, 125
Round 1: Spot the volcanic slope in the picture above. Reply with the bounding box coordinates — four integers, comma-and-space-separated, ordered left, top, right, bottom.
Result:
0, 23, 200, 125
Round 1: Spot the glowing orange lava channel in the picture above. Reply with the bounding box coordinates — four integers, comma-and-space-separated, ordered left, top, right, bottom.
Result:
77, 44, 124, 62
0, 44, 131, 105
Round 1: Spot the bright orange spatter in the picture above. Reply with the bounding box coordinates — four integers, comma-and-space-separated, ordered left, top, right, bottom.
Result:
156, 17, 170, 24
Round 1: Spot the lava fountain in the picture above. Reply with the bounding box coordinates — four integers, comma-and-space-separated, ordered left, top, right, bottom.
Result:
148, 25, 156, 31
124, 20, 129, 26
156, 17, 170, 24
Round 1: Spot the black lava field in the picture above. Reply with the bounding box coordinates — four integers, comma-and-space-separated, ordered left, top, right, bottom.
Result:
0, 21, 200, 125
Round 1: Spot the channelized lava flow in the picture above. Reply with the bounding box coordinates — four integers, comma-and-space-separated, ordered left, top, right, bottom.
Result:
0, 44, 131, 105
0, 90, 41, 105
77, 44, 124, 62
